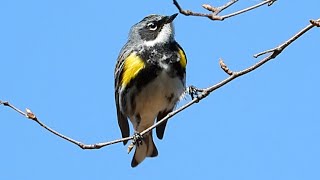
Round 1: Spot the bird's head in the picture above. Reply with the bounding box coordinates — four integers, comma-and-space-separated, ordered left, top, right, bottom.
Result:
128, 13, 179, 46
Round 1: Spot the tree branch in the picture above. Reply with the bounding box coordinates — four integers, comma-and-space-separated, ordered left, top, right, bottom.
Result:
0, 100, 132, 149
173, 0, 276, 21
1, 19, 319, 152
254, 19, 320, 58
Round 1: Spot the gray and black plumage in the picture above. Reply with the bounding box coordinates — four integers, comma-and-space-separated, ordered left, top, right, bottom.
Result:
114, 13, 187, 167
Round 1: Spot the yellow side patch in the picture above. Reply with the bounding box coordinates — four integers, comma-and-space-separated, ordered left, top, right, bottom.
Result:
178, 48, 187, 68
121, 53, 145, 87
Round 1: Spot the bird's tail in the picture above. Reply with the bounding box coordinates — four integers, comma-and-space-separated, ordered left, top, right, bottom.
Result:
131, 132, 158, 167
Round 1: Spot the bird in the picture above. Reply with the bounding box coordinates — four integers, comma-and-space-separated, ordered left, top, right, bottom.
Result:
114, 13, 187, 167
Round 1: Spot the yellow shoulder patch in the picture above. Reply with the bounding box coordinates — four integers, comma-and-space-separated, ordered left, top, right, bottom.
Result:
121, 52, 145, 87
178, 48, 187, 69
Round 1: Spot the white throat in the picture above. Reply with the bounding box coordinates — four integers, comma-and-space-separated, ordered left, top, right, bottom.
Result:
144, 23, 173, 47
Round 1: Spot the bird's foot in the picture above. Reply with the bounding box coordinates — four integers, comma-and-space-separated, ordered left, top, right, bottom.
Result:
187, 85, 204, 101
127, 132, 144, 154
132, 132, 144, 147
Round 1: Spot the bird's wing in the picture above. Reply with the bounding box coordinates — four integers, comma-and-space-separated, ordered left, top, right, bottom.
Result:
156, 108, 174, 140
114, 42, 133, 145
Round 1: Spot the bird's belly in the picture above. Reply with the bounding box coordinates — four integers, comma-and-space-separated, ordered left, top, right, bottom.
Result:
131, 71, 185, 131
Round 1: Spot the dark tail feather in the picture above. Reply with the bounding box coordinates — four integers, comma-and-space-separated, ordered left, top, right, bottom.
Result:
131, 133, 158, 167
156, 109, 173, 139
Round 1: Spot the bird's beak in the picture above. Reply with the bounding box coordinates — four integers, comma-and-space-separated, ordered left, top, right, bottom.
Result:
165, 13, 179, 24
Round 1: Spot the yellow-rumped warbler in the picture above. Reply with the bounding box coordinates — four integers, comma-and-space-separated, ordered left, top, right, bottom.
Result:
114, 13, 187, 167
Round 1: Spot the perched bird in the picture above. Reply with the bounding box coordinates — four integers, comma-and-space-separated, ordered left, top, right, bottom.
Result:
114, 13, 187, 167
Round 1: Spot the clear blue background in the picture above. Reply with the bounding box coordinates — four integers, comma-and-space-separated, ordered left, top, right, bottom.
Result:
1, 0, 320, 179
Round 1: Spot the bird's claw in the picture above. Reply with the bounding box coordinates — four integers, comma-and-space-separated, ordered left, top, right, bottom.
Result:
187, 85, 204, 100
132, 132, 144, 147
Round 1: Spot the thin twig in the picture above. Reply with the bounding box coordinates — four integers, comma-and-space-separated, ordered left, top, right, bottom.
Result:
219, 59, 233, 75
310, 19, 320, 27
219, 0, 276, 20
254, 19, 319, 58
202, 0, 238, 14
1, 101, 26, 117
1, 100, 132, 149
173, 0, 276, 21
173, 0, 209, 17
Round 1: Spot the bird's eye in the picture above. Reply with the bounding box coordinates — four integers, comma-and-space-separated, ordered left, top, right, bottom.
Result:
147, 22, 158, 31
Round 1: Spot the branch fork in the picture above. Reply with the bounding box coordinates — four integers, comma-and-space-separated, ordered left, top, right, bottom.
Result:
173, 0, 276, 21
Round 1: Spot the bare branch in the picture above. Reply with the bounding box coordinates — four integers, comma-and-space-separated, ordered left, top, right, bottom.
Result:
219, 59, 233, 75
202, 0, 238, 15
310, 19, 320, 27
219, 0, 276, 20
1, 19, 319, 152
1, 100, 132, 149
173, 0, 276, 21
254, 19, 320, 58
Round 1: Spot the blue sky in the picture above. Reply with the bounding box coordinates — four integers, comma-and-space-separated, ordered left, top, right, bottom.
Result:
1, 0, 320, 179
